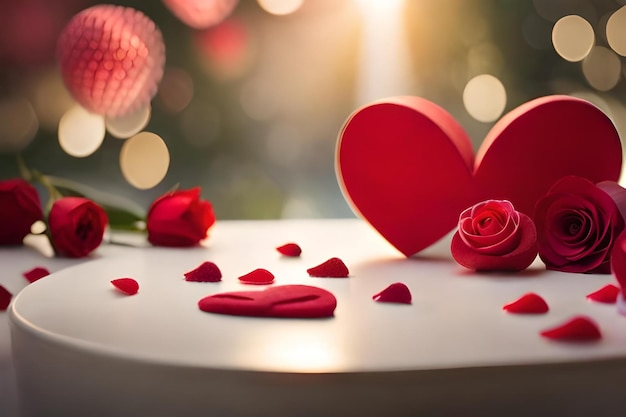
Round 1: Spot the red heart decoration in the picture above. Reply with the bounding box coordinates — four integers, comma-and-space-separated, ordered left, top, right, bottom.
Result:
336, 95, 622, 256
198, 284, 337, 318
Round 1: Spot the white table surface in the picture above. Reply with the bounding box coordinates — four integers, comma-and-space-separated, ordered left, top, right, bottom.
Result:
3, 219, 626, 416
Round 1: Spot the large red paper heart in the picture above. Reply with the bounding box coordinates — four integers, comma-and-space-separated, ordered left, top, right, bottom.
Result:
336, 95, 622, 257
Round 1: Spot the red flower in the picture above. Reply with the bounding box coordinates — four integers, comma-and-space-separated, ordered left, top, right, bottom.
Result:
49, 197, 108, 257
0, 178, 43, 245
451, 200, 538, 271
534, 176, 624, 274
147, 188, 215, 247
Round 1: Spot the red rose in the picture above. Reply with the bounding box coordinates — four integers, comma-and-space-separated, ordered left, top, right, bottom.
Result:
451, 200, 538, 271
147, 187, 215, 247
534, 176, 624, 274
49, 197, 108, 257
0, 178, 43, 245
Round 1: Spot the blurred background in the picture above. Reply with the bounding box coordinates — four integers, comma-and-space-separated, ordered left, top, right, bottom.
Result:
2, 0, 626, 219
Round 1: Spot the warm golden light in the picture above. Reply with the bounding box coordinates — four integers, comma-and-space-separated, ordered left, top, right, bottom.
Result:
257, 0, 303, 16
552, 15, 594, 62
463, 74, 506, 123
120, 132, 170, 189
58, 104, 106, 157
105, 104, 152, 139
606, 6, 626, 57
582, 46, 621, 91
355, 0, 411, 105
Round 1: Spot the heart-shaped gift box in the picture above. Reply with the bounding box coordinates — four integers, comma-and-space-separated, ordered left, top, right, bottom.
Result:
336, 95, 622, 257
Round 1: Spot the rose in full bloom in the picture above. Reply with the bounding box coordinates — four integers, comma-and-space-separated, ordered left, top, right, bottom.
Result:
147, 188, 215, 247
451, 200, 538, 271
0, 178, 43, 245
49, 197, 108, 258
534, 176, 624, 274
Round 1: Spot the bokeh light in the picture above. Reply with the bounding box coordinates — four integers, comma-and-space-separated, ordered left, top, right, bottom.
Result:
56, 4, 166, 117
105, 104, 152, 139
58, 104, 106, 157
0, 97, 39, 152
606, 6, 626, 57
462, 74, 507, 123
156, 67, 194, 114
28, 70, 74, 132
551, 15, 594, 62
119, 131, 170, 189
582, 46, 621, 91
257, 0, 304, 16
162, 0, 239, 29
194, 18, 252, 81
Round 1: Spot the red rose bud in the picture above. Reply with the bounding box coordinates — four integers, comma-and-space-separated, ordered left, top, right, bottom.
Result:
451, 200, 538, 271
49, 197, 108, 258
534, 176, 624, 274
0, 178, 43, 245
147, 188, 215, 247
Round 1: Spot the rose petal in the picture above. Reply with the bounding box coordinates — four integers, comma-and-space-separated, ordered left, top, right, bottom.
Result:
307, 257, 349, 278
184, 261, 222, 282
586, 284, 619, 304
372, 282, 412, 304
0, 285, 12, 311
451, 213, 538, 271
111, 278, 139, 295
22, 266, 50, 283
238, 268, 275, 285
540, 316, 602, 342
276, 243, 302, 257
502, 293, 549, 314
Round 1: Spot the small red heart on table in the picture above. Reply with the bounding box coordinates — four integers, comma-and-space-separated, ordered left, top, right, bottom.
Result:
337, 95, 621, 256
198, 284, 337, 318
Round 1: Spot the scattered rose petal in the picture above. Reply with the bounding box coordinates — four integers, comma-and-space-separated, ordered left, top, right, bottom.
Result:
586, 284, 620, 304
184, 261, 222, 282
198, 284, 337, 318
239, 268, 275, 285
22, 266, 50, 283
0, 285, 12, 311
372, 282, 412, 304
502, 293, 549, 314
276, 243, 302, 257
307, 257, 349, 278
540, 316, 602, 342
111, 278, 139, 295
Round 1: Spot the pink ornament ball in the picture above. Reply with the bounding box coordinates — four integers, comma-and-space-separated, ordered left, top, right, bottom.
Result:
163, 0, 239, 29
56, 5, 166, 118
